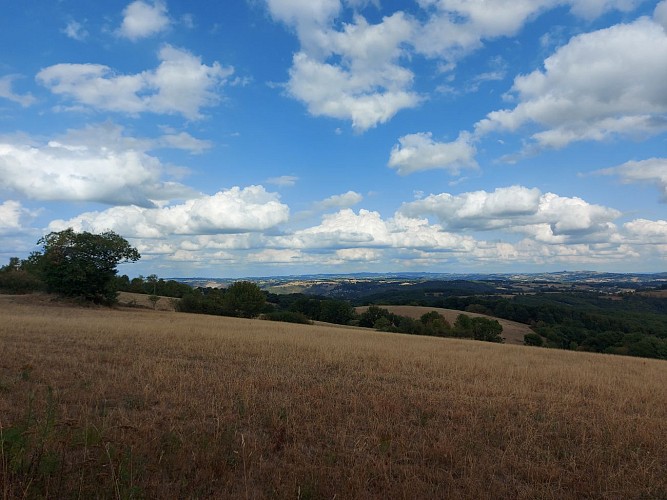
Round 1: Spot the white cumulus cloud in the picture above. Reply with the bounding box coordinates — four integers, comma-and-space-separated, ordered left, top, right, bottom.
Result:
118, 1, 171, 41
624, 218, 667, 243
314, 190, 363, 211
156, 131, 211, 154
48, 186, 290, 238
274, 208, 476, 252
266, 0, 646, 132
414, 0, 642, 62
287, 48, 420, 131
0, 200, 37, 235
0, 124, 195, 207
246, 248, 306, 264
474, 17, 667, 149
388, 132, 477, 175
654, 0, 667, 30
595, 158, 667, 201
266, 0, 341, 30
267, 2, 421, 131
37, 45, 234, 119
334, 247, 382, 262
400, 185, 621, 243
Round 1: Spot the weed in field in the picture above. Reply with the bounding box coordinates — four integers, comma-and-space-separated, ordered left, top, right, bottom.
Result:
105, 443, 144, 500
1, 387, 62, 497
123, 394, 146, 411
160, 431, 182, 455
20, 364, 32, 382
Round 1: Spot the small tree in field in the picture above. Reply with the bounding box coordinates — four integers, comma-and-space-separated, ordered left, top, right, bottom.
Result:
223, 281, 266, 318
148, 294, 161, 310
524, 332, 544, 347
420, 311, 451, 336
32, 228, 140, 304
452, 313, 503, 342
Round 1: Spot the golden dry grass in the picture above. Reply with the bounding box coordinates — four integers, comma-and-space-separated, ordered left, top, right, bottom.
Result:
117, 291, 178, 311
356, 304, 534, 345
1, 295, 666, 499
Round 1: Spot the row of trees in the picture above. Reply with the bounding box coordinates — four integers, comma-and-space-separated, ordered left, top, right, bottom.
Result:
357, 305, 504, 342
176, 289, 504, 344
282, 296, 356, 325
176, 282, 269, 318
115, 274, 192, 298
175, 286, 354, 323
258, 294, 504, 342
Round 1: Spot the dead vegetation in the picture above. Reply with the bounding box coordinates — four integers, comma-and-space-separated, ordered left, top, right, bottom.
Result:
1, 295, 666, 499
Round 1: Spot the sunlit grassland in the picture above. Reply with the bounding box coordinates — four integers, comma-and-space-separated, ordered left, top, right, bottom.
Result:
1, 296, 666, 499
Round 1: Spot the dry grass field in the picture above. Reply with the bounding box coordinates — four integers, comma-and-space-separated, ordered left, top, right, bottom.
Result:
1, 295, 667, 499
116, 291, 178, 311
356, 304, 534, 345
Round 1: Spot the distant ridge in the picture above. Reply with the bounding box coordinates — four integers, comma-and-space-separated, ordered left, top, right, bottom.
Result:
171, 271, 667, 288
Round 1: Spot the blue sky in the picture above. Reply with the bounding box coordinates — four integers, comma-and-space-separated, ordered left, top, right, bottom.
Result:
1, 0, 666, 278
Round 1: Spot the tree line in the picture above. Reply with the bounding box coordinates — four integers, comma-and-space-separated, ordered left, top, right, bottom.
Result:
175, 289, 504, 342
115, 274, 192, 298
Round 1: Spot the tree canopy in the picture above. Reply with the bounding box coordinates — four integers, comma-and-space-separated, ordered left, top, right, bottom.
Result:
223, 281, 266, 318
32, 228, 140, 304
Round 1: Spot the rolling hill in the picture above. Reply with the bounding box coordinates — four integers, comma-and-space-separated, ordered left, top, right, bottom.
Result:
2, 294, 666, 498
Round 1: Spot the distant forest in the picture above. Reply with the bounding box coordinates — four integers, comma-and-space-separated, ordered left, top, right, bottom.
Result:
343, 283, 667, 360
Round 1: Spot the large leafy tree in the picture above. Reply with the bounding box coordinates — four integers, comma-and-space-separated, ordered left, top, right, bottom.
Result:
33, 228, 140, 304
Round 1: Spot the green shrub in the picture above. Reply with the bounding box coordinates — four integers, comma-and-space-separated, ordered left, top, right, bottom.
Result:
524, 332, 544, 347
0, 269, 43, 294
176, 292, 203, 313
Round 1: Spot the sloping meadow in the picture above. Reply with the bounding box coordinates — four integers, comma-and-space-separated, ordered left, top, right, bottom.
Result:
1, 296, 666, 499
